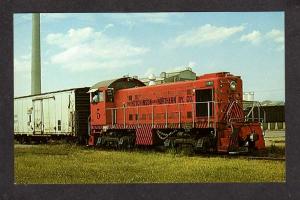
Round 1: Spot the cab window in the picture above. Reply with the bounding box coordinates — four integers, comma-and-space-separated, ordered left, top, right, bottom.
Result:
99, 91, 104, 101
106, 89, 114, 102
92, 91, 104, 103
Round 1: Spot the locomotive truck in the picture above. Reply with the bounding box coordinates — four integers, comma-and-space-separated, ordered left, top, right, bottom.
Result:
88, 72, 265, 153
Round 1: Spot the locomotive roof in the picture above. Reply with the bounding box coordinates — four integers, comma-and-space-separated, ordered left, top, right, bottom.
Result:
89, 77, 145, 92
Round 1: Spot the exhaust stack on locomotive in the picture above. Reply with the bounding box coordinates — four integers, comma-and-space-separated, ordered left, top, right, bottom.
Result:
88, 72, 265, 153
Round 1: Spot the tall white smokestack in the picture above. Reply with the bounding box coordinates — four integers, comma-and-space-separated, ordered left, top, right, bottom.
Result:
31, 13, 41, 95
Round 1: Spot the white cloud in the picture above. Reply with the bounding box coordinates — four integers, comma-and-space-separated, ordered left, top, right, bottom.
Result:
266, 29, 284, 51
164, 24, 245, 48
46, 27, 149, 71
240, 30, 262, 45
46, 27, 96, 48
239, 29, 284, 50
266, 29, 284, 43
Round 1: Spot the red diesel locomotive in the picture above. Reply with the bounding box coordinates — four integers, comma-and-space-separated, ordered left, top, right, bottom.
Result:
88, 72, 265, 153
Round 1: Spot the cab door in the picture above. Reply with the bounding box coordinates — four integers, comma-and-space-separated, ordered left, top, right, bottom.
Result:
106, 88, 116, 125
90, 89, 107, 125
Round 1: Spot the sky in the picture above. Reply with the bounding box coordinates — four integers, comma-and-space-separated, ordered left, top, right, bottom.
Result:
14, 12, 284, 101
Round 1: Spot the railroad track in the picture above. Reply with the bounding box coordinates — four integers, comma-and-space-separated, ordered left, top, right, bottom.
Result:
15, 143, 286, 161
197, 153, 286, 161
224, 154, 285, 161
244, 156, 285, 161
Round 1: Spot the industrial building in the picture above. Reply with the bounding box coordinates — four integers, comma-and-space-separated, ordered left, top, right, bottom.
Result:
243, 100, 285, 131
261, 104, 285, 131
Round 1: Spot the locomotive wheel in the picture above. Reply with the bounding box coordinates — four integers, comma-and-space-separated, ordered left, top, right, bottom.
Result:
18, 136, 25, 144
183, 144, 195, 156
176, 143, 194, 156
164, 139, 176, 154
118, 137, 127, 149
25, 137, 31, 144
117, 136, 135, 149
41, 138, 48, 144
19, 136, 26, 144
248, 141, 257, 154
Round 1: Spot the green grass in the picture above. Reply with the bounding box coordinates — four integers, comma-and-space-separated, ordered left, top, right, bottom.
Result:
14, 144, 285, 184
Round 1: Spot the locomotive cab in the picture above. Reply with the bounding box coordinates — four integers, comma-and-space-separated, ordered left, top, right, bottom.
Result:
88, 88, 114, 146
88, 77, 145, 146
90, 88, 115, 126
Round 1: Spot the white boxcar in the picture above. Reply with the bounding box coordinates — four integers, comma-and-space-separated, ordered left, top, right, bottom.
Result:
14, 87, 90, 143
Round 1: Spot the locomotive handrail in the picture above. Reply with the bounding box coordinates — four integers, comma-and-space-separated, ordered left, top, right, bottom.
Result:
104, 101, 220, 110
105, 101, 218, 133
99, 100, 259, 141
229, 117, 263, 123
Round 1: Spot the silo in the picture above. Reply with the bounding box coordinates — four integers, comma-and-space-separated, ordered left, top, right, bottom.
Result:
243, 92, 254, 101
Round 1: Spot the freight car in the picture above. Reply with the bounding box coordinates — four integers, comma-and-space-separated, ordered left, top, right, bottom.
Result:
88, 72, 265, 153
14, 87, 90, 144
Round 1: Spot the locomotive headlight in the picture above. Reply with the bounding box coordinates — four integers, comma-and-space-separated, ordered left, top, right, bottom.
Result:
230, 81, 237, 91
